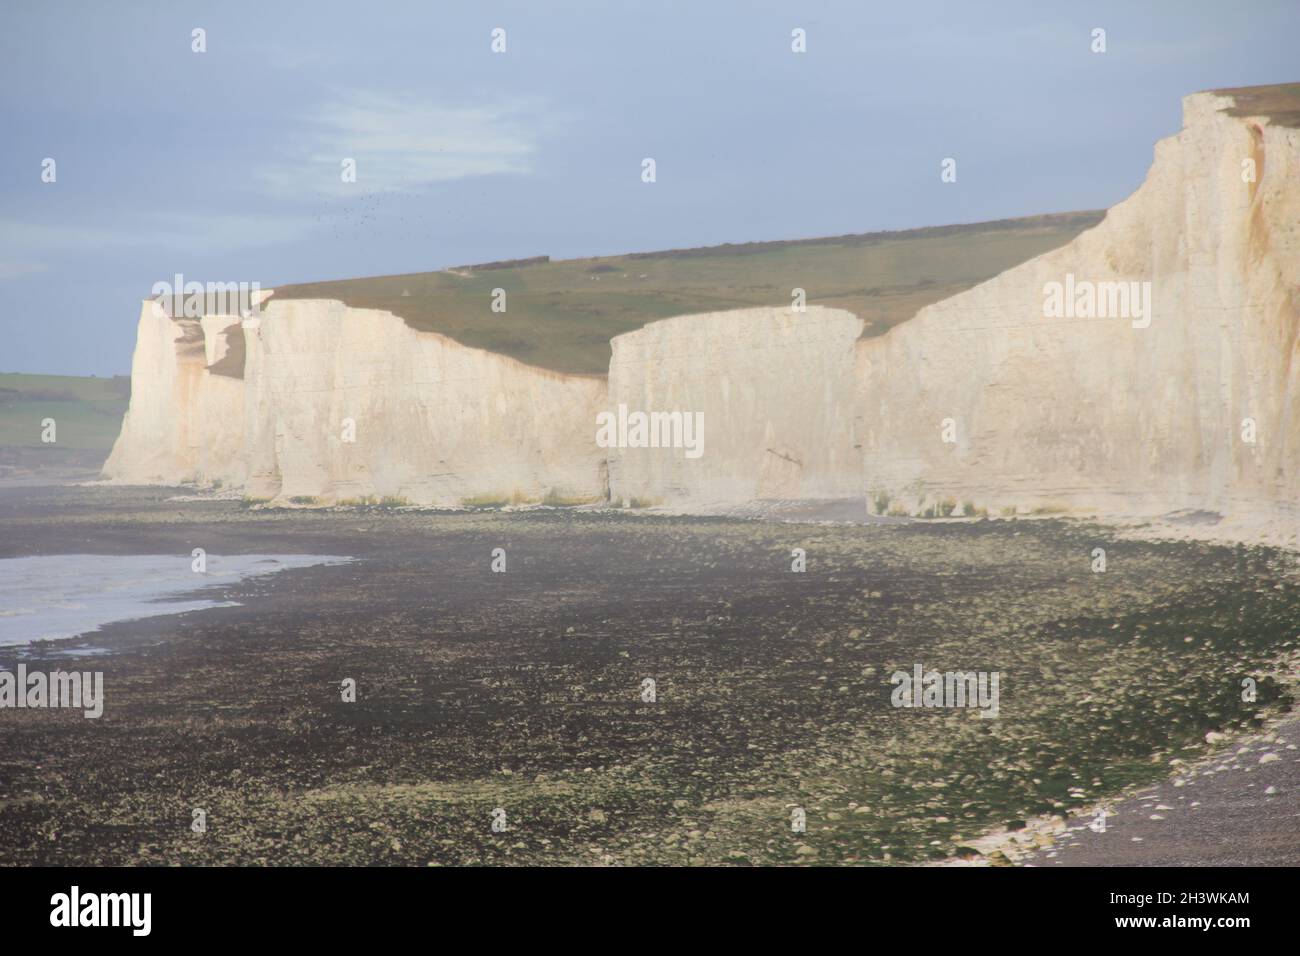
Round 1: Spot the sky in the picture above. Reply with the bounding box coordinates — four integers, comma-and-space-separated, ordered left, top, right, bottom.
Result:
1, 0, 1297, 375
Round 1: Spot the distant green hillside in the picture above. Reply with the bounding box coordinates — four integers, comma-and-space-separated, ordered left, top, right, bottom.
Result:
0, 373, 129, 450
0, 373, 129, 479
276, 211, 1104, 375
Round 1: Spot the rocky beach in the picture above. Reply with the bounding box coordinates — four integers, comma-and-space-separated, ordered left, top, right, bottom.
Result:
1, 484, 1295, 866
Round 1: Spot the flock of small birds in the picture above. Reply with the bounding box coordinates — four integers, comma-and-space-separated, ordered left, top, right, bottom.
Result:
311, 180, 446, 245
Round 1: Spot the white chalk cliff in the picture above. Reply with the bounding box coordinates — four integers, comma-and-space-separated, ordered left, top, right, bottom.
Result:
856, 90, 1299, 526
605, 306, 865, 506
105, 88, 1298, 531
106, 298, 607, 506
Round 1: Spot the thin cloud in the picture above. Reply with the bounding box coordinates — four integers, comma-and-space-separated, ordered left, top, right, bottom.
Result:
256, 92, 551, 198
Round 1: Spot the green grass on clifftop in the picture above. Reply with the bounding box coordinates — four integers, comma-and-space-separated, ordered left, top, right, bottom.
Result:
1214, 82, 1300, 129
275, 211, 1104, 375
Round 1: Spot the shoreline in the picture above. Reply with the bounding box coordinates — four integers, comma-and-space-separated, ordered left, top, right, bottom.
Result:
938, 644, 1300, 867
1, 482, 1295, 865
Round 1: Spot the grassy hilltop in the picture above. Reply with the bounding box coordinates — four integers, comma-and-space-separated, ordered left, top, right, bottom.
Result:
276, 211, 1104, 375
0, 373, 130, 478
1215, 81, 1300, 127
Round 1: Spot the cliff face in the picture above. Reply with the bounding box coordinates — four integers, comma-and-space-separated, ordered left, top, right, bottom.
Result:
606, 306, 864, 505
105, 87, 1299, 530
856, 90, 1300, 523
102, 301, 245, 486
239, 300, 606, 505
105, 299, 607, 506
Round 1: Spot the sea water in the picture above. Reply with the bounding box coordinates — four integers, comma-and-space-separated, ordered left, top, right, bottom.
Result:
0, 553, 350, 647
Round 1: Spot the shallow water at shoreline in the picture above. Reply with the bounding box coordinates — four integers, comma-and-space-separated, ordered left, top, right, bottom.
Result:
0, 553, 351, 647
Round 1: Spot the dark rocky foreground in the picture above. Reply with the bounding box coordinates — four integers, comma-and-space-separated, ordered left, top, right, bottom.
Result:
0, 485, 1296, 866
